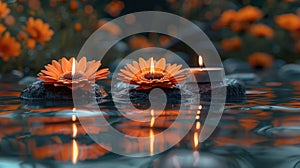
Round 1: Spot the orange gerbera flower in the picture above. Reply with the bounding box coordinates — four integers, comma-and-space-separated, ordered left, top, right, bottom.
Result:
0, 2, 10, 19
249, 24, 274, 39
275, 13, 300, 31
22, 17, 54, 44
221, 37, 242, 51
117, 57, 187, 90
0, 32, 21, 61
37, 57, 110, 90
248, 52, 274, 69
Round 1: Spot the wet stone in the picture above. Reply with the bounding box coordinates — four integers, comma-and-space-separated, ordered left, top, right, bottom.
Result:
114, 86, 186, 109
20, 80, 107, 101
114, 78, 246, 106
195, 78, 246, 103
18, 76, 37, 85
279, 64, 300, 81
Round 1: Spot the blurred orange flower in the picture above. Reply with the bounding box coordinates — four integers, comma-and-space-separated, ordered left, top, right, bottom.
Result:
17, 31, 28, 40
235, 6, 263, 22
248, 52, 274, 69
0, 2, 10, 19
0, 24, 6, 34
4, 15, 15, 27
221, 37, 242, 51
28, 0, 41, 10
22, 17, 54, 45
218, 10, 237, 27
26, 38, 36, 49
230, 21, 250, 32
97, 19, 121, 36
249, 24, 274, 39
84, 5, 93, 14
69, 0, 78, 11
74, 22, 82, 31
37, 57, 110, 90
275, 13, 300, 31
0, 32, 21, 61
129, 35, 153, 49
105, 1, 124, 17
217, 6, 263, 31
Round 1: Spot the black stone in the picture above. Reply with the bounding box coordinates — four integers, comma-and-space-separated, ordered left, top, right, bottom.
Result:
128, 87, 182, 109
113, 86, 186, 109
279, 64, 300, 81
197, 79, 246, 103
20, 80, 107, 101
113, 78, 246, 107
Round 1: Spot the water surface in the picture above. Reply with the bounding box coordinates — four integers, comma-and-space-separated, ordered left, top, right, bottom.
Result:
1, 73, 300, 168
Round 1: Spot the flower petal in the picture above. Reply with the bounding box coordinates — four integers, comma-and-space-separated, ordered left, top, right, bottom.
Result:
77, 57, 87, 72
61, 57, 70, 73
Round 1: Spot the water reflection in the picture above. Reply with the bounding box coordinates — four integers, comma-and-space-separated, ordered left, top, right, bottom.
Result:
1, 79, 300, 166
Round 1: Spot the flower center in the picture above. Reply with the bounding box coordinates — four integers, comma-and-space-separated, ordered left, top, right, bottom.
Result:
144, 73, 164, 80
62, 72, 85, 80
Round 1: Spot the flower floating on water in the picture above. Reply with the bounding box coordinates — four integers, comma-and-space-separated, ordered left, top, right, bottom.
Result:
117, 57, 187, 90
0, 2, 10, 19
0, 32, 21, 61
38, 57, 110, 90
22, 17, 54, 45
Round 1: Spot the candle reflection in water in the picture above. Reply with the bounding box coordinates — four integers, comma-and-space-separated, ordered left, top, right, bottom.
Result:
193, 105, 202, 150
193, 105, 202, 166
72, 108, 78, 164
150, 109, 155, 155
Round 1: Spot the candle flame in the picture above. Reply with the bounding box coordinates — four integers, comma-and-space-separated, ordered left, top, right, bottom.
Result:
72, 139, 78, 164
198, 56, 203, 67
150, 57, 155, 74
72, 58, 76, 76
